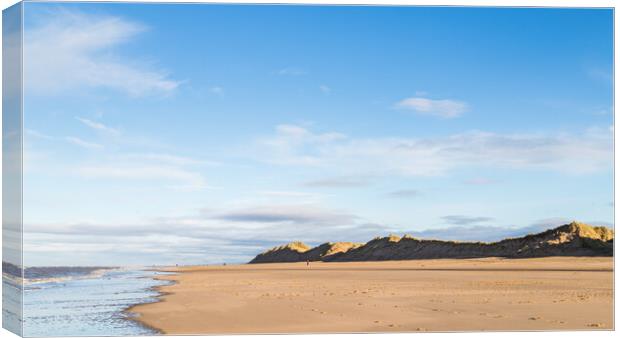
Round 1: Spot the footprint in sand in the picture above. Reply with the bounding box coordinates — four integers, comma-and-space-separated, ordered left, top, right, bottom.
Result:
587, 323, 604, 328
528, 316, 541, 321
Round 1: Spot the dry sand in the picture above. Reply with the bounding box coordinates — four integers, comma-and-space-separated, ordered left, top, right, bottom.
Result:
129, 257, 613, 334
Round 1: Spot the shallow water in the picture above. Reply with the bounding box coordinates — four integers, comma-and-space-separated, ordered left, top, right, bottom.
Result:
16, 268, 171, 337
2, 275, 23, 335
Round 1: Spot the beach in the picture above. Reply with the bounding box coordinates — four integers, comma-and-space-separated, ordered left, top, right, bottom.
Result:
129, 257, 613, 334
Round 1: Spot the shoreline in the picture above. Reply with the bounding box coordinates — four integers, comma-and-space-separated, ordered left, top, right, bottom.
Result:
128, 257, 613, 334
125, 270, 179, 335
19, 268, 174, 336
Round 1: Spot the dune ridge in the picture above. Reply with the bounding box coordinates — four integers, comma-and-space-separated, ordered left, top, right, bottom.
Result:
249, 222, 613, 263
250, 241, 363, 263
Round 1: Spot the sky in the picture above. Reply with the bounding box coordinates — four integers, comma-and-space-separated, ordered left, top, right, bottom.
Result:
16, 3, 613, 266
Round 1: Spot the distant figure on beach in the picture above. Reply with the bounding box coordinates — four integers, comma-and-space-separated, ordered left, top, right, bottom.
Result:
306, 260, 310, 267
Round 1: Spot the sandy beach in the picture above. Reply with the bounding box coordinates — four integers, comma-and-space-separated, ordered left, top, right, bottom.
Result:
129, 257, 613, 334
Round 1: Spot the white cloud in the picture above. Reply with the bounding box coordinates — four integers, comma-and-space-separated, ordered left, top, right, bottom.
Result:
71, 149, 212, 190
463, 177, 498, 185
213, 204, 357, 226
256, 124, 613, 176
396, 97, 468, 118
304, 176, 370, 188
258, 190, 319, 198
120, 153, 220, 166
65, 136, 103, 150
77, 164, 207, 189
442, 215, 494, 225
277, 67, 306, 76
319, 85, 331, 94
591, 107, 612, 116
407, 223, 546, 242
24, 204, 612, 265
30, 118, 212, 191
76, 117, 119, 134
387, 189, 420, 198
257, 124, 346, 166
209, 86, 224, 96
22, 203, 382, 265
24, 10, 180, 96
587, 68, 612, 83
25, 129, 54, 140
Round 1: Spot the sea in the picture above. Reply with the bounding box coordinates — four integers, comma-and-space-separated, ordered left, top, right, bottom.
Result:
2, 266, 173, 336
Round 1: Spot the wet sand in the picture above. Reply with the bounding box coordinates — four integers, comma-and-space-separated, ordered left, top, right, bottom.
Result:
129, 257, 613, 334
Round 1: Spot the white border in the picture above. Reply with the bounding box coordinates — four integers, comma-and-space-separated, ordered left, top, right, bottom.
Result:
0, 1, 616, 338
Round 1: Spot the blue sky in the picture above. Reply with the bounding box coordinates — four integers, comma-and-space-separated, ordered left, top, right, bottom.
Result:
19, 3, 613, 266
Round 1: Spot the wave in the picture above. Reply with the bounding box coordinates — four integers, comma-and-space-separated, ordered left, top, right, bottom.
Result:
24, 267, 121, 287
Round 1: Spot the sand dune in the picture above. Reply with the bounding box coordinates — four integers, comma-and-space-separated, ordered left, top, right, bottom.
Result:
250, 222, 613, 264
129, 257, 613, 334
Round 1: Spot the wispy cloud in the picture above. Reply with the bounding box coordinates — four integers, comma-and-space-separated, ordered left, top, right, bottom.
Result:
25, 129, 54, 140
277, 67, 306, 76
76, 117, 120, 134
304, 176, 370, 188
258, 190, 320, 199
463, 177, 498, 185
409, 223, 543, 242
587, 67, 612, 83
256, 124, 612, 176
77, 164, 207, 189
387, 189, 419, 198
441, 215, 494, 226
74, 150, 213, 190
24, 9, 180, 96
24, 209, 611, 266
120, 153, 220, 167
65, 136, 103, 150
407, 217, 615, 242
213, 205, 356, 226
319, 85, 331, 94
257, 124, 346, 166
590, 107, 613, 116
396, 96, 468, 118
209, 86, 224, 96
23, 203, 383, 265
32, 117, 212, 192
